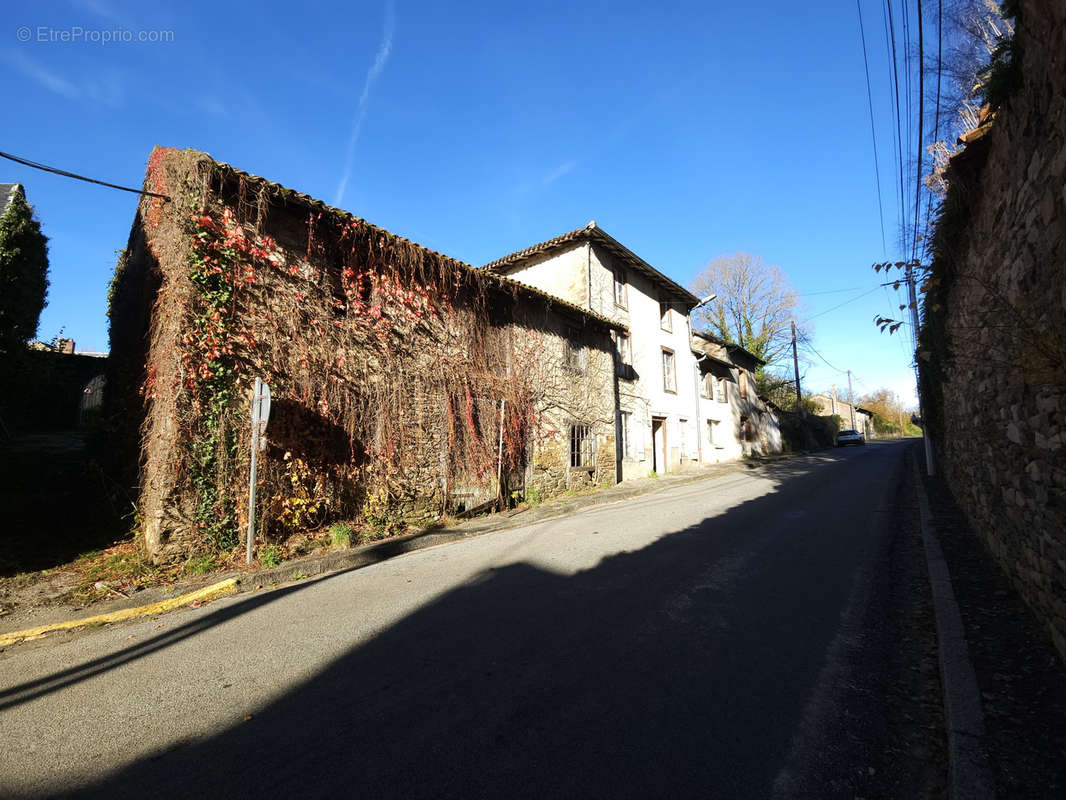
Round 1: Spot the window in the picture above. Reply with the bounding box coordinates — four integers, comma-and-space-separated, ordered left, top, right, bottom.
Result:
701, 373, 713, 399
662, 348, 676, 393
570, 424, 594, 468
613, 269, 628, 308
615, 331, 632, 373
564, 326, 587, 374
620, 411, 632, 459
660, 299, 672, 332
738, 368, 747, 399
715, 375, 726, 403
707, 419, 719, 447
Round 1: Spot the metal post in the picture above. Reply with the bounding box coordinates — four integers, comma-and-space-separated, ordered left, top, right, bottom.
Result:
847, 370, 857, 430
693, 347, 706, 466
496, 398, 506, 508
246, 376, 261, 565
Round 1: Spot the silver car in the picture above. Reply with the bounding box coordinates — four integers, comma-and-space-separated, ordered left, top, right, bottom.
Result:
836, 429, 865, 447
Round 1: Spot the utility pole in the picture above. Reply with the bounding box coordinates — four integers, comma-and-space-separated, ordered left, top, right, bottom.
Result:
791, 321, 804, 417
847, 370, 857, 430
907, 264, 936, 475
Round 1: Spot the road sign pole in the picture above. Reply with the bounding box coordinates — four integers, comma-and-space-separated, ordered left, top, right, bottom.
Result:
246, 376, 262, 565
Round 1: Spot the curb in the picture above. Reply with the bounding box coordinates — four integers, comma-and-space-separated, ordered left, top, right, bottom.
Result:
0, 578, 238, 647
912, 451, 994, 799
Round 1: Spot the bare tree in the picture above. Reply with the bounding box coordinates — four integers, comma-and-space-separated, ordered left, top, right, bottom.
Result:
925, 0, 1015, 195
689, 252, 802, 369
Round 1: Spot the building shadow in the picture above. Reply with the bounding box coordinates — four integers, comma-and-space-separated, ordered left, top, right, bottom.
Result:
0, 431, 127, 576
26, 443, 904, 799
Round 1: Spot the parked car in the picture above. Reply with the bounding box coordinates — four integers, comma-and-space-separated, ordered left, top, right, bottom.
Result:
836, 429, 865, 447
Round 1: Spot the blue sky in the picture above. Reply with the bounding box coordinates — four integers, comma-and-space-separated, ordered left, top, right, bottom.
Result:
3, 0, 924, 406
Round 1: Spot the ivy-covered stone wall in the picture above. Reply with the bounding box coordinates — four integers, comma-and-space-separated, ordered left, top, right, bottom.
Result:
922, 0, 1066, 659
109, 148, 619, 563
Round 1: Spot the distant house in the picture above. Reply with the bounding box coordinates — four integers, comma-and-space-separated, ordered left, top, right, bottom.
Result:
692, 331, 782, 459
810, 392, 875, 438
485, 221, 702, 479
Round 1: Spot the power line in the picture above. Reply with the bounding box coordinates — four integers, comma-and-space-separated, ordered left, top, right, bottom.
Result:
800, 285, 870, 296
808, 286, 882, 320
882, 282, 913, 361
0, 150, 170, 201
884, 0, 908, 253
912, 0, 925, 263
804, 339, 848, 374
920, 0, 944, 260
933, 0, 942, 158
901, 0, 913, 225
855, 0, 888, 255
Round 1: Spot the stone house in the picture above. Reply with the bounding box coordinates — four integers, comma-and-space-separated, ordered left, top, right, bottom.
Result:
109, 148, 620, 561
692, 331, 783, 459
484, 221, 703, 479
810, 392, 875, 438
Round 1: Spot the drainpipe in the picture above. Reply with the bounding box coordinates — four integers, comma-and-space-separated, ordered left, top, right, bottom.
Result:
687, 296, 716, 467
694, 350, 707, 466
586, 241, 593, 313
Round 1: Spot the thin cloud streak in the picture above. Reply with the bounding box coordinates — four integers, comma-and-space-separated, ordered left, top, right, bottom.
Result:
542, 159, 578, 186
6, 50, 81, 99
5, 49, 126, 108
333, 0, 396, 207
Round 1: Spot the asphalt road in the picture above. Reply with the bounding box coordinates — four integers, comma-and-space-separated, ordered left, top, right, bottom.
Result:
0, 440, 937, 798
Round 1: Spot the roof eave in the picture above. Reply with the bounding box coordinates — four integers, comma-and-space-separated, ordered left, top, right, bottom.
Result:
484, 223, 700, 307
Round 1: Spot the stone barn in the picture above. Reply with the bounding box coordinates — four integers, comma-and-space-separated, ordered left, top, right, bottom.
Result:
108, 148, 619, 562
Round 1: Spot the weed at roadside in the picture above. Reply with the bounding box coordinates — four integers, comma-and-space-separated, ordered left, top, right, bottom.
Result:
258, 544, 283, 569
183, 553, 220, 575
328, 522, 353, 549
69, 542, 166, 603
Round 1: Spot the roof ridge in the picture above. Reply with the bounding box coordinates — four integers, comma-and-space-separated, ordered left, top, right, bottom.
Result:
158, 149, 624, 331
483, 221, 699, 305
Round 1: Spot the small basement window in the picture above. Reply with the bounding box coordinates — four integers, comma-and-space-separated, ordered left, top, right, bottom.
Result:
570, 424, 595, 469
